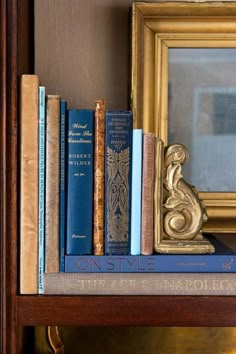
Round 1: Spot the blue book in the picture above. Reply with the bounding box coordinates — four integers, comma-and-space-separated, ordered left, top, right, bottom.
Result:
130, 129, 143, 255
65, 235, 236, 273
66, 109, 94, 255
59, 100, 67, 271
104, 111, 133, 255
38, 86, 45, 294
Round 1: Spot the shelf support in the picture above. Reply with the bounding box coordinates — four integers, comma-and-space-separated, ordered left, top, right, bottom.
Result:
48, 326, 64, 354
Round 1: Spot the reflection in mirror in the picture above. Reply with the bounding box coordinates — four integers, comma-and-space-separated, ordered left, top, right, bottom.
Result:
168, 48, 236, 192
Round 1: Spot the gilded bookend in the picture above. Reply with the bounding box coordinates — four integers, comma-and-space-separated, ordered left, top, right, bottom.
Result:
155, 143, 214, 254
104, 111, 133, 255
93, 99, 106, 255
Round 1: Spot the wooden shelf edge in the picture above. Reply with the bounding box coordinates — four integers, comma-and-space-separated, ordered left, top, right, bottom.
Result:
16, 295, 236, 327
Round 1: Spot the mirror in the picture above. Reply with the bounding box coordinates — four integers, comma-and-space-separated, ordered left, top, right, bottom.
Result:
168, 48, 236, 192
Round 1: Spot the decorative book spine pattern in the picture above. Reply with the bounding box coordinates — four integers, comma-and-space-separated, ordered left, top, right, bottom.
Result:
93, 99, 106, 255
130, 129, 143, 255
45, 94, 61, 273
66, 109, 94, 255
141, 132, 155, 255
59, 100, 67, 272
104, 111, 133, 255
38, 86, 46, 294
20, 74, 39, 294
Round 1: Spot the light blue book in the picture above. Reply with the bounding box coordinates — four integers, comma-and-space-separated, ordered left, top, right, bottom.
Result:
38, 86, 46, 294
130, 129, 143, 255
60, 100, 67, 271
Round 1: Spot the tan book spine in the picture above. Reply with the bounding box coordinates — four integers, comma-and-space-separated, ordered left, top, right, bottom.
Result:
154, 138, 164, 252
141, 133, 155, 255
45, 95, 60, 273
93, 99, 106, 255
20, 74, 39, 294
43, 272, 236, 296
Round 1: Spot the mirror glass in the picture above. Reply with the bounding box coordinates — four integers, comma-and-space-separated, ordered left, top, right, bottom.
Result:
168, 48, 236, 192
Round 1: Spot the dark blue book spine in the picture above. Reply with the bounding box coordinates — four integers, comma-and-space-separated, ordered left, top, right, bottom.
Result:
65, 253, 236, 273
59, 100, 67, 271
104, 111, 133, 255
66, 109, 94, 255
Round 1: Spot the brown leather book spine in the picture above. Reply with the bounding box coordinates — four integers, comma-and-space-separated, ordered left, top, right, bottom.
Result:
20, 75, 39, 294
45, 95, 61, 273
93, 99, 106, 255
141, 132, 155, 255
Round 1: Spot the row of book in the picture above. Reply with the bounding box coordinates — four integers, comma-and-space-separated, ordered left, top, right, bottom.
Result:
20, 75, 236, 295
20, 74, 164, 294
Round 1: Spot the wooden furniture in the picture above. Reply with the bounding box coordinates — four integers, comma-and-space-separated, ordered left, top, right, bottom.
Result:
1, 1, 236, 353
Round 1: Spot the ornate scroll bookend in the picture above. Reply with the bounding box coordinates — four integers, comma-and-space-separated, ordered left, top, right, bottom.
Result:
155, 143, 215, 254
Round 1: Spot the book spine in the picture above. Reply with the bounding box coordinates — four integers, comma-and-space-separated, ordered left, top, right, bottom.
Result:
130, 129, 143, 255
93, 99, 106, 255
45, 94, 61, 273
43, 272, 236, 295
38, 86, 46, 294
20, 74, 39, 294
154, 138, 164, 252
65, 254, 236, 273
141, 133, 155, 255
59, 100, 67, 272
66, 109, 94, 255
104, 111, 133, 255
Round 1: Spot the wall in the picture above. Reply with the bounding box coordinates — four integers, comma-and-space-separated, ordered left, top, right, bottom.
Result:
35, 0, 133, 110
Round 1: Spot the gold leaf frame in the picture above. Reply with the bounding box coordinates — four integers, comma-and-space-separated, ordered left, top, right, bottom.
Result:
132, 1, 236, 233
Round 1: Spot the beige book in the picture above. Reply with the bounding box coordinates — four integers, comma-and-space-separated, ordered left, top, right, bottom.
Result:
141, 133, 155, 255
43, 272, 236, 296
45, 95, 60, 273
20, 75, 40, 294
154, 138, 164, 252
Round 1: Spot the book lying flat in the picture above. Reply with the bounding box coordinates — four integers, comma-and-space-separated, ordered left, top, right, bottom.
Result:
43, 272, 236, 295
64, 234, 236, 273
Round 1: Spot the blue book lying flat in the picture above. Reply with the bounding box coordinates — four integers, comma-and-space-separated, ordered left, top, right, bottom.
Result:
65, 235, 236, 273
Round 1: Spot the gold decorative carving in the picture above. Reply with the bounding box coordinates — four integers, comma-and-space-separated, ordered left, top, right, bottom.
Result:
47, 326, 64, 354
107, 147, 129, 242
163, 143, 207, 240
155, 143, 215, 254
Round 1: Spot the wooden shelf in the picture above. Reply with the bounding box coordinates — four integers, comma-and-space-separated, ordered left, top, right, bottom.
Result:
16, 295, 236, 326
2, 0, 236, 352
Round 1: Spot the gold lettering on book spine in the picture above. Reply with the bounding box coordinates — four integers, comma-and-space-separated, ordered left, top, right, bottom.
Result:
107, 147, 129, 242
93, 99, 106, 255
163, 144, 207, 240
